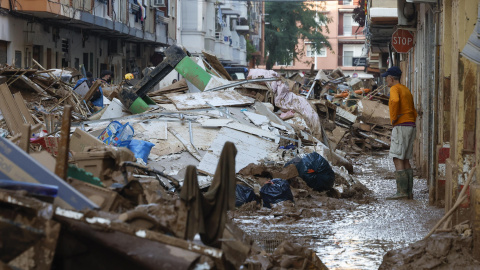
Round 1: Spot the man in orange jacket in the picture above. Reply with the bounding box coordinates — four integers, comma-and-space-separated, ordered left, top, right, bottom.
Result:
382, 66, 418, 200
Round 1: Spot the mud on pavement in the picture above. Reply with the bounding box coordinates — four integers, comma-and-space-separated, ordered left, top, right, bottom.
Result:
232, 151, 447, 269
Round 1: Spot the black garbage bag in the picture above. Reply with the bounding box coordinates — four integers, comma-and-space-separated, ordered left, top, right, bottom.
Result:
285, 152, 335, 192
235, 184, 258, 207
260, 178, 294, 208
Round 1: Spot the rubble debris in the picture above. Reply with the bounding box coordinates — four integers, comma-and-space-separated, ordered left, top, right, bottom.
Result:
197, 127, 278, 177
379, 232, 480, 270
0, 136, 98, 210
0, 83, 35, 135
0, 46, 403, 269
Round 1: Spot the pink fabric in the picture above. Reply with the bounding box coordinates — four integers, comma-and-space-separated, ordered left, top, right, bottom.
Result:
280, 110, 295, 120
248, 69, 322, 137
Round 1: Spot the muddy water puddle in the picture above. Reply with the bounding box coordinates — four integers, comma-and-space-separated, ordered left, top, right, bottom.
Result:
233, 152, 444, 269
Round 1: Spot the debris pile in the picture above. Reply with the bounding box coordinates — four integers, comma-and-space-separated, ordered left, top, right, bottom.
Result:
0, 45, 393, 269
280, 68, 392, 153
379, 228, 480, 270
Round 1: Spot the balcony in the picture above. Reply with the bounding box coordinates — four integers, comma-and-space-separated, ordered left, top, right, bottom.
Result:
10, 0, 73, 19
9, 0, 163, 44
234, 19, 250, 35
368, 0, 398, 53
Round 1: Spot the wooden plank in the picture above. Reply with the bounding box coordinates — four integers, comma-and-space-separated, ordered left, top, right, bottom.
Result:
18, 75, 47, 95
0, 83, 24, 134
235, 83, 269, 91
19, 124, 31, 153
13, 92, 35, 125
197, 127, 278, 176
166, 89, 254, 110
202, 51, 233, 80
83, 79, 102, 102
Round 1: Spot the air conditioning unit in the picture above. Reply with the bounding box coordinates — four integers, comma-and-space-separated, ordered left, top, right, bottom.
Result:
151, 0, 166, 8
215, 32, 222, 41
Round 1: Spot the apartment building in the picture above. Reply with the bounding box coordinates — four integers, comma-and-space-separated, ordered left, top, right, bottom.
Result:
270, 0, 370, 79
0, 0, 260, 84
178, 0, 262, 68
0, 0, 177, 82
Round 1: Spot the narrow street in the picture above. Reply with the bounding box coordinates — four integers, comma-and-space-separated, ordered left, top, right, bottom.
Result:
233, 151, 444, 269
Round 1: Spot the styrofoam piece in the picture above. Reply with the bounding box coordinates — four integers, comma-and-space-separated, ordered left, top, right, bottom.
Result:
100, 98, 130, 119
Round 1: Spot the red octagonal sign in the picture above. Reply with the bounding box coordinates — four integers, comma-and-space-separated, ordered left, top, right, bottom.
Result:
392, 29, 414, 53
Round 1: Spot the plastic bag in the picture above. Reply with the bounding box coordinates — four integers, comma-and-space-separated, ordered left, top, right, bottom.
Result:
235, 184, 258, 207
98, 121, 134, 147
260, 178, 294, 208
127, 139, 155, 164
285, 152, 335, 192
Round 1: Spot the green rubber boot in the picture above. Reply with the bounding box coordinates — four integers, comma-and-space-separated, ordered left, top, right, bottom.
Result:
406, 168, 413, 199
386, 170, 409, 200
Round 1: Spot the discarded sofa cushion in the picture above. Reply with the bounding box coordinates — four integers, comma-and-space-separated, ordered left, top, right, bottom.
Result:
235, 184, 258, 207
285, 152, 335, 192
260, 178, 294, 208
127, 140, 155, 164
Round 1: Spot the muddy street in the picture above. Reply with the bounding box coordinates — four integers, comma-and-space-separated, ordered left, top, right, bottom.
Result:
232, 151, 444, 270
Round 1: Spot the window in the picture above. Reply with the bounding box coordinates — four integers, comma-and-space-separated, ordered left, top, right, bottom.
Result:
306, 43, 327, 57
343, 14, 358, 36
15, 51, 22, 68
275, 50, 294, 66
314, 14, 328, 26
342, 0, 353, 5
343, 44, 364, 66
275, 59, 293, 66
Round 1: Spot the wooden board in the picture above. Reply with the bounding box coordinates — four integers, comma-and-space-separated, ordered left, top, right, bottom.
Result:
202, 51, 233, 81
235, 83, 269, 91
166, 89, 254, 110
13, 92, 34, 125
0, 84, 26, 134
197, 127, 278, 176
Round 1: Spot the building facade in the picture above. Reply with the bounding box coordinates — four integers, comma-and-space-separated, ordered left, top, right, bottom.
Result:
0, 0, 260, 83
0, 0, 178, 83
268, 0, 370, 79
366, 0, 480, 258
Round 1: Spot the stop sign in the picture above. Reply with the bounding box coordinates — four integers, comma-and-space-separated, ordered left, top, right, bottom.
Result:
391, 29, 414, 53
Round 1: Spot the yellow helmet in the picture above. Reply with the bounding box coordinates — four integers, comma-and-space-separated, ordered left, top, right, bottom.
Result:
125, 73, 134, 80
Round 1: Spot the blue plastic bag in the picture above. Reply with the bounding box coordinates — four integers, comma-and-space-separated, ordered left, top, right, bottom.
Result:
235, 184, 258, 207
260, 178, 294, 208
285, 152, 335, 192
98, 121, 134, 147
128, 139, 155, 163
